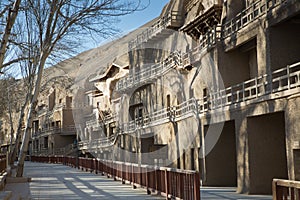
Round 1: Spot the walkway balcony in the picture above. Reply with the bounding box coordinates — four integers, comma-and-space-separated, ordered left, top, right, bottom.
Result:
85, 112, 117, 131
207, 61, 300, 110
116, 51, 182, 92
128, 11, 183, 50
182, 26, 221, 67
32, 125, 76, 138
79, 61, 300, 151
31, 144, 77, 156
79, 134, 117, 150
222, 0, 290, 39
35, 103, 71, 118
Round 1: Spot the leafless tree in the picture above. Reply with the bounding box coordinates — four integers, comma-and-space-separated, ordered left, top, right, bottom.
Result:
0, 0, 22, 71
14, 0, 145, 177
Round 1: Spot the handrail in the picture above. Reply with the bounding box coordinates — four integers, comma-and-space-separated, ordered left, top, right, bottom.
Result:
79, 61, 300, 151
31, 143, 78, 156
272, 179, 300, 200
31, 156, 201, 200
128, 11, 183, 50
183, 26, 221, 66
32, 125, 76, 138
116, 51, 182, 91
222, 0, 289, 38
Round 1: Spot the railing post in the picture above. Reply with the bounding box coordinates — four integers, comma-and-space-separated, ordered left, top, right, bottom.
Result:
287, 65, 290, 89
194, 172, 200, 200
272, 179, 280, 200
165, 169, 169, 200
255, 77, 258, 97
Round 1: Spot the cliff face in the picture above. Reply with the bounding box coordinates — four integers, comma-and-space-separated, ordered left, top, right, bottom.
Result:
0, 9, 160, 147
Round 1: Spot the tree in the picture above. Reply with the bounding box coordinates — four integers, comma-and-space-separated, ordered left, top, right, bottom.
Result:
15, 0, 145, 177
0, 0, 22, 71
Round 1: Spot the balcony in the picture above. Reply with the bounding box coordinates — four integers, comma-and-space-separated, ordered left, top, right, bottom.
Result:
79, 134, 117, 150
182, 26, 221, 67
36, 103, 70, 118
79, 61, 300, 151
116, 51, 182, 92
181, 2, 222, 40
32, 144, 77, 156
222, 0, 289, 39
32, 125, 76, 138
128, 11, 183, 50
206, 61, 300, 110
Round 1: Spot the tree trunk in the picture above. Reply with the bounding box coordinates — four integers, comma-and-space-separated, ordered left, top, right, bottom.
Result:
9, 92, 30, 166
7, 87, 15, 165
16, 53, 47, 177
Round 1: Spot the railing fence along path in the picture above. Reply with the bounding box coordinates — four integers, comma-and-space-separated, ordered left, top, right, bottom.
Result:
0, 154, 6, 174
273, 179, 300, 200
31, 156, 200, 200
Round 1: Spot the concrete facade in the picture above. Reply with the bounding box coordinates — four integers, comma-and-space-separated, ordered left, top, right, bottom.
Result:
31, 77, 77, 156
1, 0, 299, 196
78, 0, 300, 195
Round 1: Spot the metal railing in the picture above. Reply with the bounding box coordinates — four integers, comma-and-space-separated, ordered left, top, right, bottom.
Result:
273, 179, 300, 200
183, 26, 221, 66
222, 0, 289, 38
128, 11, 182, 50
116, 51, 182, 91
31, 156, 201, 200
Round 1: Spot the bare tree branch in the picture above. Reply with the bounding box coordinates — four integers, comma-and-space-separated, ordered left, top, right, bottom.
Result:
0, 0, 21, 72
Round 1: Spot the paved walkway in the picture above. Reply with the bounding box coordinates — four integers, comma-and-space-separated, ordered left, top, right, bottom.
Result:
4, 162, 273, 200
201, 187, 272, 200
4, 162, 164, 200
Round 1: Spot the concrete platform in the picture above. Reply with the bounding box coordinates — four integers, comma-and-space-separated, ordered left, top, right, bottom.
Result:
3, 162, 273, 200
201, 187, 272, 200
4, 162, 164, 200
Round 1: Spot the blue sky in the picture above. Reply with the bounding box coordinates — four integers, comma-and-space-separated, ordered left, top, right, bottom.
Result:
83, 0, 170, 50
118, 0, 170, 33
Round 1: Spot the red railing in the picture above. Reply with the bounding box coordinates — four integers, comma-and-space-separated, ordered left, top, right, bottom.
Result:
0, 154, 6, 174
31, 156, 200, 200
273, 179, 300, 200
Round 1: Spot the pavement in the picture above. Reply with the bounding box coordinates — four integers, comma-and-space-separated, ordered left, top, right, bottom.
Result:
3, 162, 273, 200
4, 162, 164, 200
200, 187, 272, 200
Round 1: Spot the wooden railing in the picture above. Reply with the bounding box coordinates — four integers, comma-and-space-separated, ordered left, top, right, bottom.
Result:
273, 179, 300, 200
31, 155, 201, 200
0, 154, 7, 174
182, 26, 221, 66
222, 0, 290, 38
